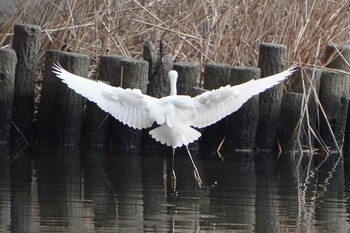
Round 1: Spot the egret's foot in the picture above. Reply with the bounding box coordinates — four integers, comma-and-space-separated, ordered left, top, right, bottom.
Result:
193, 169, 202, 188
171, 169, 177, 191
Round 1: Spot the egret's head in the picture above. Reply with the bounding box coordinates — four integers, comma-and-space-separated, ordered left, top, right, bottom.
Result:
168, 70, 178, 83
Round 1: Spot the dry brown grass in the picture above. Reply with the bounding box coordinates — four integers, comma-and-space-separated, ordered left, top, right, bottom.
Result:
0, 0, 349, 70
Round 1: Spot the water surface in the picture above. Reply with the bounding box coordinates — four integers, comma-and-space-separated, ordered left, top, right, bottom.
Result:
0, 146, 349, 232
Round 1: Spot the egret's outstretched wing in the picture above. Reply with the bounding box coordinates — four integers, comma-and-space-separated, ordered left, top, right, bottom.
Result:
191, 65, 298, 128
52, 63, 156, 129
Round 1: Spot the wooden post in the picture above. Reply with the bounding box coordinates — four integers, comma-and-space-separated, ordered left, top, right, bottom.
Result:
82, 55, 124, 147
144, 40, 173, 98
319, 70, 350, 151
290, 68, 322, 150
0, 49, 17, 144
99, 55, 125, 86
11, 24, 41, 145
0, 144, 10, 230
291, 68, 322, 93
324, 44, 350, 72
323, 44, 350, 152
225, 67, 261, 152
143, 40, 158, 77
203, 63, 229, 89
200, 63, 230, 152
109, 58, 149, 150
255, 43, 287, 151
173, 62, 199, 95
187, 87, 206, 97
278, 92, 303, 152
36, 50, 90, 146
327, 45, 350, 152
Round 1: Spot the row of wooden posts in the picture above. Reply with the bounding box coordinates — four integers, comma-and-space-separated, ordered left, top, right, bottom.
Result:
1, 24, 350, 154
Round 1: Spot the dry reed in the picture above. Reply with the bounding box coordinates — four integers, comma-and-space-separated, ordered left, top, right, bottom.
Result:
0, 0, 349, 70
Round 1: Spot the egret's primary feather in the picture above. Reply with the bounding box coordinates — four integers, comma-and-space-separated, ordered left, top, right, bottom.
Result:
191, 66, 297, 128
53, 63, 155, 129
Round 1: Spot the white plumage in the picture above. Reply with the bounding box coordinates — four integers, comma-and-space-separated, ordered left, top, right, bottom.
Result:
52, 63, 297, 188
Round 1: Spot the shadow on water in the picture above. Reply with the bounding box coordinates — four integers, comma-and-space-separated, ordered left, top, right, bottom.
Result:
0, 145, 350, 232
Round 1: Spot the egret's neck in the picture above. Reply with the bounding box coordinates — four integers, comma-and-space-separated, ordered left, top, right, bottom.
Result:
168, 70, 178, 96
170, 78, 177, 96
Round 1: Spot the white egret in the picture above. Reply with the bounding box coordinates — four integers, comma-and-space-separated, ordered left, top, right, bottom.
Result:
52, 63, 297, 188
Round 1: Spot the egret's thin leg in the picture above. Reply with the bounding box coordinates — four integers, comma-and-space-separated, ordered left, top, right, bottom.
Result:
185, 146, 202, 187
171, 148, 176, 190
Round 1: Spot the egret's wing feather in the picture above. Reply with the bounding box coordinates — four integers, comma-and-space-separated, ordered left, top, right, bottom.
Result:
191, 65, 298, 128
52, 63, 156, 129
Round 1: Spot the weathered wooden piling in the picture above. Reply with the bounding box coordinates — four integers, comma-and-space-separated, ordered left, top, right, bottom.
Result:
200, 63, 230, 152
143, 40, 158, 77
328, 45, 350, 153
0, 49, 17, 144
10, 24, 41, 145
319, 70, 350, 151
109, 58, 149, 149
144, 40, 174, 98
203, 63, 229, 90
290, 68, 322, 149
82, 55, 125, 147
278, 92, 303, 152
173, 62, 199, 95
187, 86, 206, 97
255, 43, 287, 151
291, 68, 322, 93
36, 50, 90, 146
225, 67, 261, 152
324, 44, 350, 72
321, 44, 350, 152
99, 55, 125, 86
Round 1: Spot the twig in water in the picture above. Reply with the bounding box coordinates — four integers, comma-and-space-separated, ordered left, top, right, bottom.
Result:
98, 113, 110, 130
11, 121, 29, 146
216, 136, 225, 159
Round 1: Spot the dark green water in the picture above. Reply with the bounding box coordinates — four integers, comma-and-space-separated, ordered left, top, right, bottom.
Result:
0, 146, 349, 232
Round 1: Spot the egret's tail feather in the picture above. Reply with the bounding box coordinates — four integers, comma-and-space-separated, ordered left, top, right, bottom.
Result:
149, 125, 201, 148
